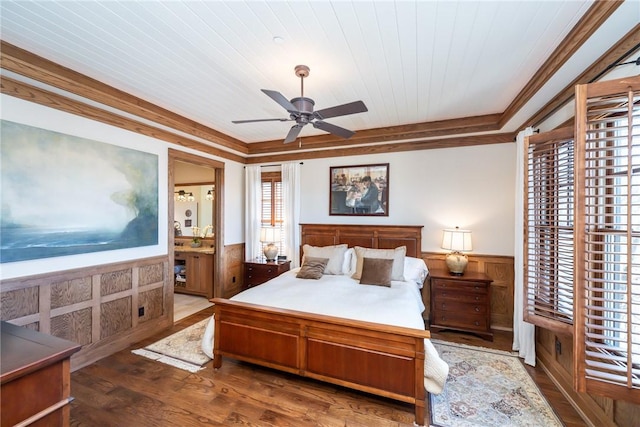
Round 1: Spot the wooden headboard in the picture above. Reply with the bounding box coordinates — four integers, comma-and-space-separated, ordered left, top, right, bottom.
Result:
300, 224, 423, 258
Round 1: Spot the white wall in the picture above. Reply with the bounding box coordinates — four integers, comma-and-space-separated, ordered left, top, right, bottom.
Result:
299, 143, 516, 255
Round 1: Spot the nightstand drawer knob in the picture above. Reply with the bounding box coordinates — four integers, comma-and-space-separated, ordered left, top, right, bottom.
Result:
441, 304, 446, 309
475, 296, 480, 300
474, 321, 480, 326
475, 286, 480, 290
475, 307, 480, 312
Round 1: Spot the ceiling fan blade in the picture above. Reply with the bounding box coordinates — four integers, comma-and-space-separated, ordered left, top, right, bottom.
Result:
313, 100, 368, 120
232, 118, 290, 124
313, 121, 355, 139
262, 89, 299, 113
284, 124, 304, 144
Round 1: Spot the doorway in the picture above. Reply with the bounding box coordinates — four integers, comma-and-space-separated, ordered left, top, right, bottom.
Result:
168, 149, 224, 322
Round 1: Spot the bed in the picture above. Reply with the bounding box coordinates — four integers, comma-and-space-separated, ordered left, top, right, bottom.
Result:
207, 224, 447, 426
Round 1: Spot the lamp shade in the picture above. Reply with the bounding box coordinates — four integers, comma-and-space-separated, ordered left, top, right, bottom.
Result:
441, 228, 472, 252
260, 227, 281, 243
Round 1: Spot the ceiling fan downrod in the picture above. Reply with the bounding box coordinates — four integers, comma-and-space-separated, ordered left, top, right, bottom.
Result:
295, 64, 310, 98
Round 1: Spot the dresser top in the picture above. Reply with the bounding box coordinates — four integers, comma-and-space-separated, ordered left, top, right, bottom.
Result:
1, 321, 81, 384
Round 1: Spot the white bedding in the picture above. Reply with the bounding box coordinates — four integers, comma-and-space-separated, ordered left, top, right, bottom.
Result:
232, 268, 426, 330
202, 267, 449, 394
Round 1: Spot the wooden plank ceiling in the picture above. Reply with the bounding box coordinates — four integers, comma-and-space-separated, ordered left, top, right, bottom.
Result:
0, 0, 638, 163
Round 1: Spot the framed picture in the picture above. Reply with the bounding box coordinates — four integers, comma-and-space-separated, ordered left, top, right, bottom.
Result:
330, 163, 389, 216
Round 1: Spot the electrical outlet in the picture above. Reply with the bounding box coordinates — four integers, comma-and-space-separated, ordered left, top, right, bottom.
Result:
555, 338, 562, 355
232, 276, 236, 283
138, 306, 144, 317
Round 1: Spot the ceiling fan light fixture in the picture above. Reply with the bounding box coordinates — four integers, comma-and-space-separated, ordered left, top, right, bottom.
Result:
232, 65, 367, 144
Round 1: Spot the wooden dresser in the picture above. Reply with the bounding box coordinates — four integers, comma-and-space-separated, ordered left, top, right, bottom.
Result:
429, 268, 493, 341
243, 260, 291, 288
1, 321, 81, 427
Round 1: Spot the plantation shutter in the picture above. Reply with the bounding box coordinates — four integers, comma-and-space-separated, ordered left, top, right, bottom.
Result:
574, 76, 640, 402
524, 126, 574, 335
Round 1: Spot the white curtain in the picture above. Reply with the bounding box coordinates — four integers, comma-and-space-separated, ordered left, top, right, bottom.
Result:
244, 165, 262, 262
513, 126, 536, 366
281, 162, 301, 267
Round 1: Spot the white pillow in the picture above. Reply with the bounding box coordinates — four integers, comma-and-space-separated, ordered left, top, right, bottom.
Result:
351, 246, 406, 281
343, 248, 355, 275
404, 256, 429, 288
302, 244, 348, 275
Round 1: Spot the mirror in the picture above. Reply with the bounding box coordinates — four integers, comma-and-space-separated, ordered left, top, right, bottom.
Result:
174, 161, 215, 238
174, 184, 214, 237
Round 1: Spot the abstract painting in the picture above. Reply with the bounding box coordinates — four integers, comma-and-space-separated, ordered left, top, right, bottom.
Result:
1, 120, 159, 263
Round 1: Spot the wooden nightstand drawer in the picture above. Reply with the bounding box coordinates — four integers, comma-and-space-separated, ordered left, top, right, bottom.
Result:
434, 290, 487, 304
435, 314, 488, 331
432, 279, 487, 293
433, 299, 488, 314
243, 260, 291, 288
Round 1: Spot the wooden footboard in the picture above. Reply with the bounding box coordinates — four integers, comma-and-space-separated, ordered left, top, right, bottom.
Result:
211, 298, 430, 425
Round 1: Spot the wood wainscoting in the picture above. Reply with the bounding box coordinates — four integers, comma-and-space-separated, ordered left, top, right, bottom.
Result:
422, 252, 514, 332
0, 256, 173, 371
537, 328, 640, 427
220, 243, 245, 299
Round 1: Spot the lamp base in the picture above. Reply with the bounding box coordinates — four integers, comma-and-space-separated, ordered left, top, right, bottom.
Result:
263, 243, 278, 262
445, 251, 468, 276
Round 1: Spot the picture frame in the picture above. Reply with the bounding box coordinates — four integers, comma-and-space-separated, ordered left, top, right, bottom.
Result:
330, 163, 389, 216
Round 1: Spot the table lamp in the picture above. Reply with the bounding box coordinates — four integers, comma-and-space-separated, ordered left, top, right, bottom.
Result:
260, 227, 281, 261
441, 227, 472, 275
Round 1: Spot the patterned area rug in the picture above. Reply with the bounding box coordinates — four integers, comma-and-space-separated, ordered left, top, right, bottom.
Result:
430, 341, 562, 427
132, 318, 211, 373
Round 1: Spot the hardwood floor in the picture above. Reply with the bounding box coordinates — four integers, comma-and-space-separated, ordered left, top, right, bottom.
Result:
70, 310, 586, 426
174, 293, 213, 321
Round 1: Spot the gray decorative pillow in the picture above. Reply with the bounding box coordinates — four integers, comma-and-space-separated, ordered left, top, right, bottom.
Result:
296, 257, 329, 280
359, 257, 394, 287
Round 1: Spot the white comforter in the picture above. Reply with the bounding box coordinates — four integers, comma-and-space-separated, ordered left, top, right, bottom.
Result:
232, 269, 427, 329
202, 268, 448, 394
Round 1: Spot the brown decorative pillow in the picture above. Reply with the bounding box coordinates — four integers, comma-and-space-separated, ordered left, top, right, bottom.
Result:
296, 257, 329, 280
359, 257, 394, 287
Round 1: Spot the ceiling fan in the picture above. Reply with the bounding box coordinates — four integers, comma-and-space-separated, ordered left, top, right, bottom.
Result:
232, 65, 368, 144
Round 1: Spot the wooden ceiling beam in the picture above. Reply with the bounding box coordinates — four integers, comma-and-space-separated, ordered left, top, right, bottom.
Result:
0, 40, 249, 155
248, 113, 502, 155
245, 132, 516, 164
525, 24, 640, 129
1, 76, 246, 163
499, 0, 624, 129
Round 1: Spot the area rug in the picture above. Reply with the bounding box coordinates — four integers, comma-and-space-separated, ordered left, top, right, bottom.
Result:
429, 341, 562, 427
132, 318, 211, 373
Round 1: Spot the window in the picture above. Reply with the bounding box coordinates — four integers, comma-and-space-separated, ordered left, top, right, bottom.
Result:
524, 126, 575, 335
574, 77, 640, 402
261, 171, 284, 255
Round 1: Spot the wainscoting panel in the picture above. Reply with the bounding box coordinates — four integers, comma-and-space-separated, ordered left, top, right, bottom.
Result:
0, 256, 173, 370
221, 243, 245, 298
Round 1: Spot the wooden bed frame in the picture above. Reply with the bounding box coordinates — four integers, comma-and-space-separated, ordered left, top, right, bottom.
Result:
212, 224, 430, 425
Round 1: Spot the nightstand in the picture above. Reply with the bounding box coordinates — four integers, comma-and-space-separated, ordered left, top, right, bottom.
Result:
243, 259, 291, 289
429, 268, 493, 341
